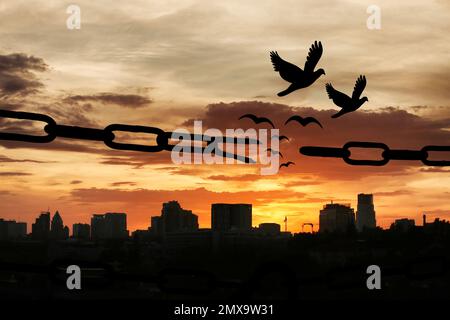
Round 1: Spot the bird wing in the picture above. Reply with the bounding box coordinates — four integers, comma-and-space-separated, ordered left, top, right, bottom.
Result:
285, 115, 322, 128
352, 75, 367, 100
304, 117, 323, 128
304, 41, 323, 73
239, 114, 258, 122
259, 117, 275, 128
270, 51, 304, 83
239, 114, 275, 128
325, 83, 351, 109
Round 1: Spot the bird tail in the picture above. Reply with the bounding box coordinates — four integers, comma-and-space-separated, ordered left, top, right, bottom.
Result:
277, 85, 296, 97
331, 109, 346, 119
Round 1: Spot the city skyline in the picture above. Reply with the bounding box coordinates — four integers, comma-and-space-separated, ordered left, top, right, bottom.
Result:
0, 1, 449, 233
1, 194, 446, 235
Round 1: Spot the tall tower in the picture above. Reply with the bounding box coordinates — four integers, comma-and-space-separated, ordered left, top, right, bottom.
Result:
356, 194, 376, 232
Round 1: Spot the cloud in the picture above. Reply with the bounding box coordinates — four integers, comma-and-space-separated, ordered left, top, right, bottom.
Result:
110, 181, 137, 187
0, 171, 32, 176
70, 180, 83, 185
0, 155, 50, 164
63, 93, 152, 108
374, 190, 414, 197
0, 53, 48, 97
181, 101, 450, 180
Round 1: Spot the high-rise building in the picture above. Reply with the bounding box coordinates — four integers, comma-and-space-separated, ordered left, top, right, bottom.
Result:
319, 203, 355, 233
390, 218, 415, 232
0, 219, 27, 240
50, 211, 69, 240
356, 194, 376, 232
211, 204, 252, 232
73, 223, 90, 240
150, 201, 198, 234
90, 213, 128, 239
31, 211, 50, 239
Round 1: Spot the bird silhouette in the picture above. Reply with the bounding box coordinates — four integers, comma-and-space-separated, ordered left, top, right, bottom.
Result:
272, 135, 290, 142
238, 114, 275, 128
266, 148, 283, 158
326, 75, 368, 118
284, 115, 323, 129
279, 161, 295, 169
270, 41, 325, 96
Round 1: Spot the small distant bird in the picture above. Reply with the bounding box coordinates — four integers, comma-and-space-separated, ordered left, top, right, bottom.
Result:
272, 135, 290, 142
279, 161, 295, 169
284, 115, 323, 129
266, 148, 283, 158
238, 114, 275, 128
270, 41, 325, 96
326, 75, 368, 118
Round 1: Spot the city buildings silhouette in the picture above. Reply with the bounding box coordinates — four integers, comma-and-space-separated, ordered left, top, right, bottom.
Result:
356, 193, 376, 231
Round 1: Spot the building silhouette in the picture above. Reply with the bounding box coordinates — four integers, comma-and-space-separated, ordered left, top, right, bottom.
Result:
211, 203, 252, 232
91, 213, 128, 240
31, 211, 50, 239
319, 203, 355, 233
150, 201, 198, 234
0, 219, 27, 240
50, 211, 69, 240
73, 223, 90, 240
390, 218, 415, 232
356, 193, 376, 232
258, 223, 281, 236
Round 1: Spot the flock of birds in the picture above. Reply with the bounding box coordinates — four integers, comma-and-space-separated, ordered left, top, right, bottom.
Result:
238, 41, 370, 170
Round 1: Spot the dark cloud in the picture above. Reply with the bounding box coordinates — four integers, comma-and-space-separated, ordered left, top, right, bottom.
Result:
0, 155, 50, 163
182, 101, 450, 180
0, 171, 32, 176
63, 93, 152, 108
70, 180, 83, 185
110, 181, 137, 187
0, 53, 47, 97
419, 168, 450, 173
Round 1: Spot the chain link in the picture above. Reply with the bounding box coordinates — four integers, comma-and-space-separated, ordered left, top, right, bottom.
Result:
0, 109, 257, 163
300, 141, 450, 166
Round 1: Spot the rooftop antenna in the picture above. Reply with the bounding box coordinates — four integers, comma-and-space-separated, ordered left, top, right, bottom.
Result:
284, 216, 287, 232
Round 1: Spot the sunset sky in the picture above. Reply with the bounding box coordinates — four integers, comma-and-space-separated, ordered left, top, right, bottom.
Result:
0, 0, 449, 233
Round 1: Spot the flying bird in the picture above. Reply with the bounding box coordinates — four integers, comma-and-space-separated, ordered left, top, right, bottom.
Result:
284, 115, 323, 129
270, 41, 325, 96
266, 148, 283, 158
238, 114, 275, 128
326, 75, 368, 119
272, 135, 290, 142
279, 161, 295, 169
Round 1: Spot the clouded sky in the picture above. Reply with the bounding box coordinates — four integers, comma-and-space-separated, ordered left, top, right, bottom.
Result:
0, 0, 449, 232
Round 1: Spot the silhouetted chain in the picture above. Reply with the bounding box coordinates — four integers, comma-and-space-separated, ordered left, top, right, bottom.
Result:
0, 109, 258, 163
300, 141, 450, 166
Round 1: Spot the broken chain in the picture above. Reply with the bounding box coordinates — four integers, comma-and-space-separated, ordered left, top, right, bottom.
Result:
300, 141, 450, 166
0, 109, 258, 163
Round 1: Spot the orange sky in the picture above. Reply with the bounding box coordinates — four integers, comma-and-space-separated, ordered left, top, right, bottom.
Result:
0, 1, 449, 233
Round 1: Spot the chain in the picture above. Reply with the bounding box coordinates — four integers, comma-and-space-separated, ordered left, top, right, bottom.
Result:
0, 109, 258, 163
300, 141, 450, 166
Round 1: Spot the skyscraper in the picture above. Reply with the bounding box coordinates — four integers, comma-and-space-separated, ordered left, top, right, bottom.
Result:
319, 203, 355, 233
90, 213, 128, 239
31, 211, 50, 239
356, 194, 376, 232
151, 201, 198, 234
211, 203, 252, 232
73, 223, 90, 240
0, 219, 27, 240
50, 211, 69, 240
